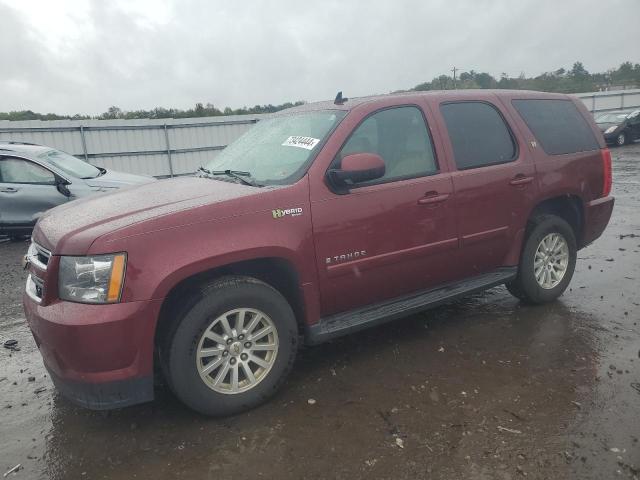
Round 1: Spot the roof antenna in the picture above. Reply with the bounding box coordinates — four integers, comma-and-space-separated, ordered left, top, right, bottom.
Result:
334, 91, 348, 105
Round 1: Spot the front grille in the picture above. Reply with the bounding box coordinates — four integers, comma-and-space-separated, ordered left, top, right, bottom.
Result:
28, 242, 51, 270
35, 245, 51, 267
26, 274, 44, 302
25, 242, 50, 303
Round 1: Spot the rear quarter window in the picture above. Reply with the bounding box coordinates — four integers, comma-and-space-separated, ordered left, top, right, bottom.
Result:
512, 99, 599, 155
440, 101, 516, 170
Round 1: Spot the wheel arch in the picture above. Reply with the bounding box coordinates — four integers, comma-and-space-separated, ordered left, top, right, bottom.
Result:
505, 194, 585, 266
528, 194, 585, 247
154, 256, 306, 354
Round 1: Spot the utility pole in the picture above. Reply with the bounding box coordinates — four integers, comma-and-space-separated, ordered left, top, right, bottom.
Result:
451, 66, 458, 89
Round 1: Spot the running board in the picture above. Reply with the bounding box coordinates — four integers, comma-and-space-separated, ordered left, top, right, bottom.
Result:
306, 267, 517, 345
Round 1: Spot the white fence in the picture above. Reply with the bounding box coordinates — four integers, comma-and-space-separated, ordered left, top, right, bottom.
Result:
0, 115, 263, 177
574, 88, 640, 113
2, 88, 639, 178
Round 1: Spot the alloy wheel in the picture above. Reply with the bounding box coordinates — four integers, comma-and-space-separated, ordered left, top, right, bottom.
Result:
196, 308, 279, 394
533, 233, 569, 289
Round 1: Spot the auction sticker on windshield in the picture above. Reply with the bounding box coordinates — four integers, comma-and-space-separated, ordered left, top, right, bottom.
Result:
282, 136, 320, 150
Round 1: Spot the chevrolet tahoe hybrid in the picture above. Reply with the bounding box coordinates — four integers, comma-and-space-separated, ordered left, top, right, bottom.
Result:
22, 90, 614, 416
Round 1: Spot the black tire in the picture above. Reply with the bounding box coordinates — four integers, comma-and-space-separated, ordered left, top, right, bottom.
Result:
506, 214, 577, 304
615, 132, 627, 147
161, 276, 298, 416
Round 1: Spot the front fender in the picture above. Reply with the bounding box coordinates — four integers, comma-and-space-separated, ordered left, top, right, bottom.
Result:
92, 206, 316, 304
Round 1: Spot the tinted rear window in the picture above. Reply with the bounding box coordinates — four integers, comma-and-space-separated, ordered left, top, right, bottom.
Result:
440, 101, 516, 170
512, 99, 599, 155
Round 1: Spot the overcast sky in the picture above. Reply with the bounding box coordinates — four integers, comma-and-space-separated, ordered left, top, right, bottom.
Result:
1, 0, 638, 115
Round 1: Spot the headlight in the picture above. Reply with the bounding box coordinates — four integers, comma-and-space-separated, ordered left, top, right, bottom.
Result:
58, 253, 126, 304
605, 126, 618, 134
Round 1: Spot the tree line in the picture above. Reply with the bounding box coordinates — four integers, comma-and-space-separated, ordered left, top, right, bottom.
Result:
0, 101, 306, 122
411, 61, 639, 93
1, 61, 638, 122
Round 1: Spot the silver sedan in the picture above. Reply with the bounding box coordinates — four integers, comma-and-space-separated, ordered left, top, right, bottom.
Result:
0, 141, 155, 238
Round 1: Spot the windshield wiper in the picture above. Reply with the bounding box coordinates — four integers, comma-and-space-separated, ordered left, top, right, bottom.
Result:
197, 166, 212, 177
82, 167, 106, 180
198, 167, 262, 187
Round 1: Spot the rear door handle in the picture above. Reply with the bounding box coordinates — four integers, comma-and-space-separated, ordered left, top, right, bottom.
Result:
509, 175, 534, 187
0, 187, 18, 193
418, 192, 450, 206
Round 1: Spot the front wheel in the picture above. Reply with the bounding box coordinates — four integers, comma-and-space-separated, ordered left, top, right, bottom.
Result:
506, 215, 577, 304
616, 132, 627, 146
161, 276, 298, 416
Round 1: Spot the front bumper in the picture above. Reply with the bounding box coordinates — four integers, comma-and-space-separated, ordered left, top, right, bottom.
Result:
23, 294, 163, 410
581, 195, 615, 248
603, 131, 621, 144
46, 367, 154, 410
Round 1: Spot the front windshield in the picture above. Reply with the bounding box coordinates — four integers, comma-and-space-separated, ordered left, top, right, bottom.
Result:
204, 110, 346, 185
595, 113, 628, 124
37, 149, 101, 179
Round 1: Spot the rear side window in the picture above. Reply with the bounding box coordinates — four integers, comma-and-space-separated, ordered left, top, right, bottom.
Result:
440, 102, 516, 170
512, 99, 599, 155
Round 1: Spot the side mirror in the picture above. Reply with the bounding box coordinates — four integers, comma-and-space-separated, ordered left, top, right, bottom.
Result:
55, 177, 71, 197
327, 153, 385, 193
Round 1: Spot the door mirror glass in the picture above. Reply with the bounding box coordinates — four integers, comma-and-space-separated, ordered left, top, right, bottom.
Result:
327, 153, 385, 191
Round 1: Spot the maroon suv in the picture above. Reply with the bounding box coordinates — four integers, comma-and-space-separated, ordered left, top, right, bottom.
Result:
23, 90, 614, 415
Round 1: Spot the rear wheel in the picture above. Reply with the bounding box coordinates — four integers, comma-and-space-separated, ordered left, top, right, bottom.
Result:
161, 276, 298, 416
506, 215, 577, 304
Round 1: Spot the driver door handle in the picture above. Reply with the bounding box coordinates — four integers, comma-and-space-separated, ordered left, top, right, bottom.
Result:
418, 192, 450, 206
0, 187, 18, 193
509, 175, 534, 187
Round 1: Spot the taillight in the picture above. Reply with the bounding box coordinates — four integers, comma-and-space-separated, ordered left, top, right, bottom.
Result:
601, 148, 612, 197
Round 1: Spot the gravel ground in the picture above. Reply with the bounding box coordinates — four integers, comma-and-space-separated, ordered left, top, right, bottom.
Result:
1, 143, 639, 480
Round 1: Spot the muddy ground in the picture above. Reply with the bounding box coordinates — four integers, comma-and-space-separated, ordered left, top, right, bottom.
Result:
1, 144, 639, 480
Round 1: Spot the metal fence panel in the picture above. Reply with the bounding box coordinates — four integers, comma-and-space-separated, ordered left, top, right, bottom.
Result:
88, 153, 169, 176
574, 88, 640, 113
171, 149, 223, 175
0, 115, 262, 177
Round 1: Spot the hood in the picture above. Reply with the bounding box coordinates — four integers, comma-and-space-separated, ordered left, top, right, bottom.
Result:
84, 169, 156, 188
34, 176, 271, 254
